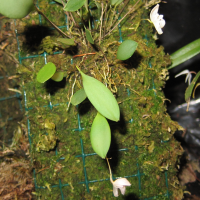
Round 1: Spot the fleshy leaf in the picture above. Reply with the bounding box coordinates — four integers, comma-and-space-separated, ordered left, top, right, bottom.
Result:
0, 0, 34, 19
77, 67, 120, 121
185, 71, 200, 102
53, 0, 62, 4
117, 40, 138, 60
169, 38, 200, 69
71, 88, 87, 106
37, 62, 56, 83
51, 72, 64, 82
85, 28, 94, 44
63, 0, 86, 12
90, 112, 111, 159
57, 38, 75, 46
110, 0, 123, 6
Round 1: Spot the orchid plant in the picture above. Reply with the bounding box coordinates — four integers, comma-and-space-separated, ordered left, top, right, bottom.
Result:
35, 0, 138, 194
169, 38, 200, 110
3, 0, 197, 197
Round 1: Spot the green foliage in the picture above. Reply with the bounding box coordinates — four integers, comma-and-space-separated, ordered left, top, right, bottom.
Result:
16, 1, 184, 198
71, 88, 87, 106
169, 38, 200, 69
185, 71, 200, 102
37, 62, 56, 83
57, 38, 75, 46
53, 0, 62, 4
57, 38, 75, 45
117, 40, 138, 60
85, 28, 94, 44
90, 112, 111, 159
110, 0, 123, 6
51, 72, 64, 82
0, 0, 34, 19
63, 0, 86, 12
77, 67, 120, 122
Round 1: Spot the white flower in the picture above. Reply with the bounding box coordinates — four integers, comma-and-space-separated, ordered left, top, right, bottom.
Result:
175, 69, 196, 85
150, 4, 165, 35
112, 178, 131, 197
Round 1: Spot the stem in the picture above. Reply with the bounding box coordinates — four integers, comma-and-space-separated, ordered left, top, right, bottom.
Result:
34, 4, 69, 38
67, 74, 77, 111
73, 52, 96, 58
109, 0, 130, 31
99, 2, 104, 45
103, 0, 141, 39
106, 157, 114, 184
103, 3, 108, 37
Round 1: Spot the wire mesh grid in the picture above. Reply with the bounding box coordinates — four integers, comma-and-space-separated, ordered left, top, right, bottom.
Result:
9, 0, 172, 199
0, 43, 23, 148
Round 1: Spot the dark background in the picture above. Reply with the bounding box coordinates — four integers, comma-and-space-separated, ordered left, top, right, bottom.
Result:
157, 0, 200, 109
157, 1, 200, 199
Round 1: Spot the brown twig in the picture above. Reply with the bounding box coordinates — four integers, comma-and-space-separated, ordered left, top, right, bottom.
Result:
109, 0, 130, 32
34, 4, 69, 38
37, 166, 50, 173
73, 52, 96, 58
99, 2, 104, 45
103, 3, 108, 37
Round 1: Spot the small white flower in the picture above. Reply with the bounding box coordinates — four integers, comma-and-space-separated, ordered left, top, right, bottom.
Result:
175, 69, 196, 85
150, 4, 165, 34
112, 178, 131, 197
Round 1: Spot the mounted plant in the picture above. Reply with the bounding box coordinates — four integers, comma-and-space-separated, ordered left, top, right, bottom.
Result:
35, 0, 138, 184
1, 0, 186, 199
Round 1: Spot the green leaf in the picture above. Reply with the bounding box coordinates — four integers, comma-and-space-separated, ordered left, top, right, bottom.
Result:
110, 0, 123, 6
185, 71, 200, 102
63, 0, 86, 12
71, 88, 87, 106
53, 0, 62, 4
117, 40, 138, 60
77, 67, 120, 121
85, 28, 94, 44
37, 62, 56, 83
169, 38, 200, 69
51, 72, 64, 82
0, 0, 34, 19
57, 38, 75, 46
90, 112, 111, 159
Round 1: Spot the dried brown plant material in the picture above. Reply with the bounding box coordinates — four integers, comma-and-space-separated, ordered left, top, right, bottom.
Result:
0, 159, 34, 200
179, 160, 200, 186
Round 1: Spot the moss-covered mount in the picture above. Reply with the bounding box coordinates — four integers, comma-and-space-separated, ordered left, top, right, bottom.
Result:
16, 0, 184, 199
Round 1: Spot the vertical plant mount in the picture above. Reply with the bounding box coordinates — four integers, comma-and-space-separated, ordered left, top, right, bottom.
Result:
14, 0, 184, 199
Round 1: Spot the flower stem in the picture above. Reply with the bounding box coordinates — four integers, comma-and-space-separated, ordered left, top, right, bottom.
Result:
106, 157, 114, 184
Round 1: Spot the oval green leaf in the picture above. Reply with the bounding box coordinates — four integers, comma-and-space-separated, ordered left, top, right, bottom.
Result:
117, 40, 138, 60
169, 38, 200, 69
0, 0, 34, 19
71, 88, 87, 106
57, 38, 75, 46
90, 112, 111, 159
37, 62, 56, 83
110, 0, 123, 6
53, 0, 62, 4
51, 72, 64, 82
77, 67, 120, 121
185, 71, 200, 102
85, 28, 94, 44
63, 0, 86, 12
